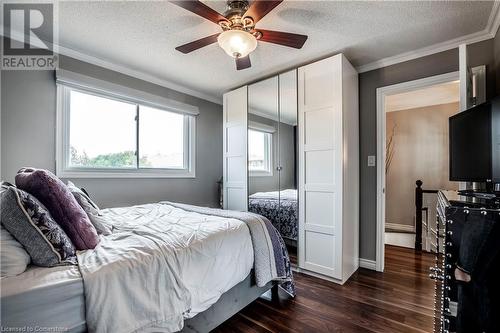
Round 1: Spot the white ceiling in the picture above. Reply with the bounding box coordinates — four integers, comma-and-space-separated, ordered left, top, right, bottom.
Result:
385, 80, 460, 112
48, 1, 497, 102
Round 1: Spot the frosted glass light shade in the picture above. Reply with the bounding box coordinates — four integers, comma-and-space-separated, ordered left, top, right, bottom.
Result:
217, 30, 257, 58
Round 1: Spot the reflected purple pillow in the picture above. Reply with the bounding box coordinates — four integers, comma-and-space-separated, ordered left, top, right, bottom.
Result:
15, 168, 99, 250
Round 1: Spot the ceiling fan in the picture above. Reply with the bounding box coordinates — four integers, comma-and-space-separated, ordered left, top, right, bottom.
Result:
171, 0, 308, 70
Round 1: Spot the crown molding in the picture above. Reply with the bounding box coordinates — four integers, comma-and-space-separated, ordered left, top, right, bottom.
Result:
2, 29, 223, 105
486, 1, 500, 36
56, 44, 223, 105
356, 1, 500, 73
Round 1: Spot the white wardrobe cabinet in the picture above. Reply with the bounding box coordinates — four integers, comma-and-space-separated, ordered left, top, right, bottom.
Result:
297, 54, 359, 284
223, 54, 359, 285
223, 86, 248, 211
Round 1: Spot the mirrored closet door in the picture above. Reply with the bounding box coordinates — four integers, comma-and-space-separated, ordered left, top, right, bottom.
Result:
247, 70, 298, 263
225, 53, 359, 283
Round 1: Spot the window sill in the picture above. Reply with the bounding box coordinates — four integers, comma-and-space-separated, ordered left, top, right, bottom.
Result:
249, 171, 273, 177
56, 168, 196, 179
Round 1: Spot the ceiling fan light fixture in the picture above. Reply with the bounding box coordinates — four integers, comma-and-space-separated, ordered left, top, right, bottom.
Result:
217, 30, 257, 58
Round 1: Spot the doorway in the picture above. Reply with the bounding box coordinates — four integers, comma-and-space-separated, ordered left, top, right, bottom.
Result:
376, 71, 460, 272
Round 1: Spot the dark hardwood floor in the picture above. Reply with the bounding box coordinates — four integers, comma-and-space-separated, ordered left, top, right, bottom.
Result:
214, 245, 436, 333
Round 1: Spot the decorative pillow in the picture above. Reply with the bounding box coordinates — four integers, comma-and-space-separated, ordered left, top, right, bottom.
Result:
1, 186, 77, 267
67, 181, 112, 236
0, 183, 30, 277
15, 168, 99, 250
1, 224, 31, 278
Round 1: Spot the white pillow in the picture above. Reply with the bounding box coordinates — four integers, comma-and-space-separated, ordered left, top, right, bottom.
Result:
1, 225, 31, 278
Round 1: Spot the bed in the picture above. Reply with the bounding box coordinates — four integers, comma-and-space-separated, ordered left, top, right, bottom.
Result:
1, 202, 293, 333
248, 189, 298, 241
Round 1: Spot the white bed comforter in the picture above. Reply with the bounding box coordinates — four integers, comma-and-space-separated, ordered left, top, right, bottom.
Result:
77, 203, 254, 333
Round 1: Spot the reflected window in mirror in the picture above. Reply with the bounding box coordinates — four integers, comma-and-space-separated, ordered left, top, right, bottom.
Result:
248, 129, 273, 176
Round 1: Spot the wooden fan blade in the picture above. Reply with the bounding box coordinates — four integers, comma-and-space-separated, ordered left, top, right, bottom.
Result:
170, 1, 228, 25
236, 56, 251, 70
257, 29, 308, 49
243, 0, 282, 24
175, 33, 220, 54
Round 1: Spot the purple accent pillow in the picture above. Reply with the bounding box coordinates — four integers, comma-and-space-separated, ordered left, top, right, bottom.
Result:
15, 168, 99, 250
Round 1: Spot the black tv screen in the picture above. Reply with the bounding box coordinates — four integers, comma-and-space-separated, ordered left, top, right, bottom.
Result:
449, 97, 500, 182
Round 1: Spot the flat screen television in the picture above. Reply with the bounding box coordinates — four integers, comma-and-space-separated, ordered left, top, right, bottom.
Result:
449, 96, 500, 184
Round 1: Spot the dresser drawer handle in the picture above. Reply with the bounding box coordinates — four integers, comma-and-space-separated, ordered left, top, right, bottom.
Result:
429, 273, 444, 280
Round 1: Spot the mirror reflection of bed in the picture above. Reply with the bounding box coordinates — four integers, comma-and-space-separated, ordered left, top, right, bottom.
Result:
247, 70, 298, 265
248, 189, 298, 263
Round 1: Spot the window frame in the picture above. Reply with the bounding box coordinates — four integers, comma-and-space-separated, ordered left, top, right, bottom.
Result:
248, 128, 273, 177
56, 84, 196, 178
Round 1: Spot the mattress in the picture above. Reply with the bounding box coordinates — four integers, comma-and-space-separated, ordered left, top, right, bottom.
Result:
249, 189, 298, 241
0, 265, 86, 332
1, 203, 254, 332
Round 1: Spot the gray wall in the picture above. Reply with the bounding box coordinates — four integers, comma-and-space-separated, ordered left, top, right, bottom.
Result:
359, 48, 459, 260
1, 54, 223, 208
359, 38, 498, 261
467, 38, 497, 100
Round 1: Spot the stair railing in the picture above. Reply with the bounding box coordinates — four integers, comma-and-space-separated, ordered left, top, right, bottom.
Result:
415, 180, 438, 251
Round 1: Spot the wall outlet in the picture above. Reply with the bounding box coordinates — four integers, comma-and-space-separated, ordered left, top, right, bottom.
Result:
367, 155, 376, 167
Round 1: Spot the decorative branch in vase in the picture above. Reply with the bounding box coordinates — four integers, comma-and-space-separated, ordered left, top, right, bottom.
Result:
386, 124, 397, 175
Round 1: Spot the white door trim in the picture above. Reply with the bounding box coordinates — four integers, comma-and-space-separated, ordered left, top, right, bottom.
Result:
375, 71, 459, 272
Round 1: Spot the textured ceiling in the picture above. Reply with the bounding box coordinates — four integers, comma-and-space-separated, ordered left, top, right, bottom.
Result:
52, 1, 495, 101
386, 81, 460, 112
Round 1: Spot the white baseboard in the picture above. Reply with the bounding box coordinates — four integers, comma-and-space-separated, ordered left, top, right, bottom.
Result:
385, 223, 415, 233
359, 258, 377, 271
294, 267, 344, 284
385, 232, 415, 249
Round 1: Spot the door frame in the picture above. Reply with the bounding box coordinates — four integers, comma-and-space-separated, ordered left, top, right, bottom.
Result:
375, 71, 459, 272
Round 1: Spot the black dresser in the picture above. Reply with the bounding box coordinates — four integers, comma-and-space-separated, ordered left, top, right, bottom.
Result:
432, 190, 500, 333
